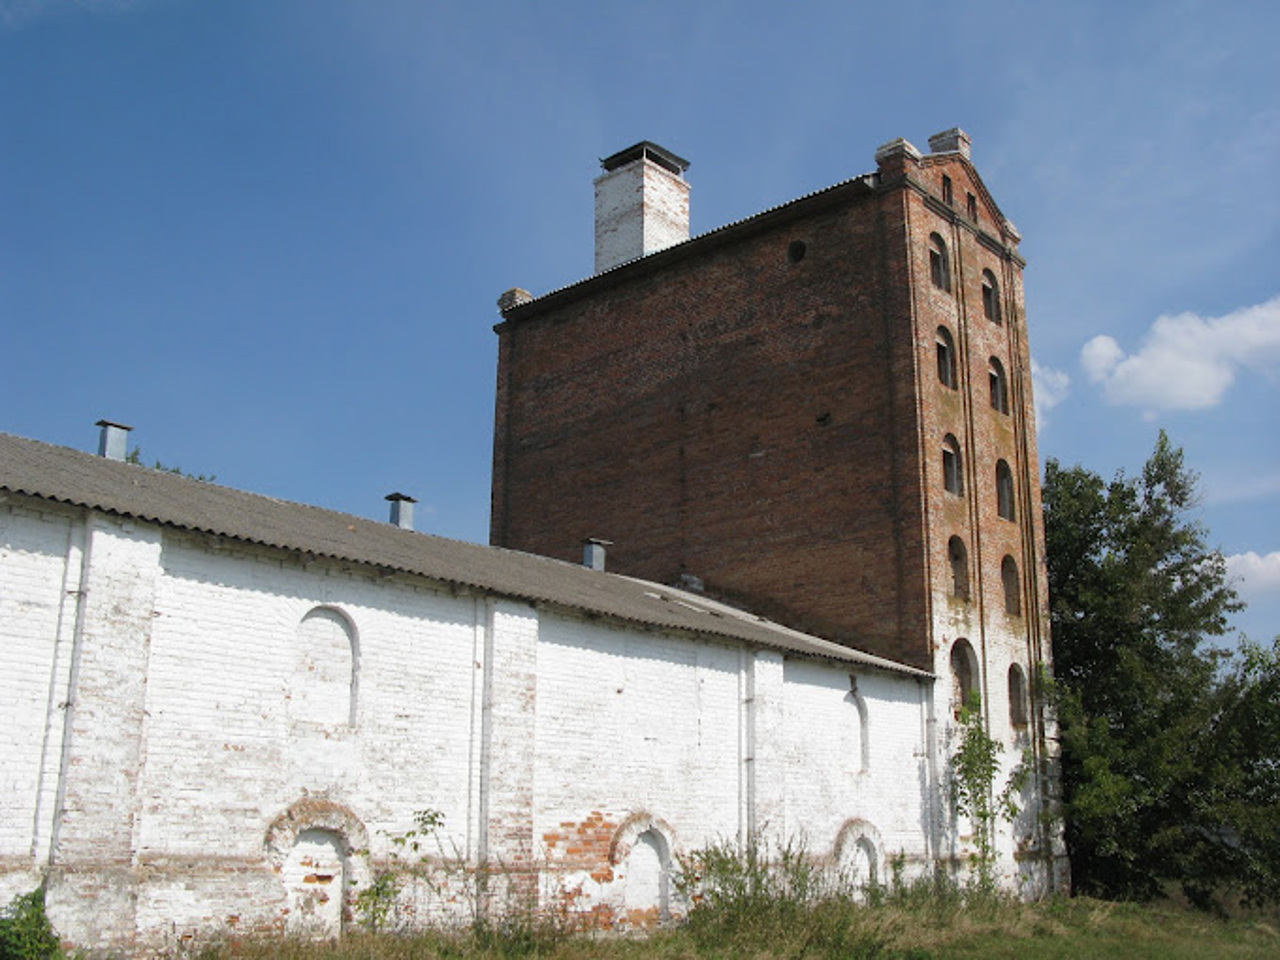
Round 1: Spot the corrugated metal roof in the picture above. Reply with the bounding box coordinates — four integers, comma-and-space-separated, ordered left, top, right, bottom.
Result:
0, 432, 927, 677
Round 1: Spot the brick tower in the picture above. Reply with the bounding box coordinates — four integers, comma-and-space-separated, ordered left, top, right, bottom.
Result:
490, 132, 1050, 721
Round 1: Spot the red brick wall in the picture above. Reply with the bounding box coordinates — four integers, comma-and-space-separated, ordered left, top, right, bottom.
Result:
492, 181, 935, 666
491, 152, 1044, 673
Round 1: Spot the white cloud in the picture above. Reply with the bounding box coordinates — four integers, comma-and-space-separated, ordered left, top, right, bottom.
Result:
1080, 295, 1280, 415
1226, 551, 1280, 599
1031, 357, 1070, 429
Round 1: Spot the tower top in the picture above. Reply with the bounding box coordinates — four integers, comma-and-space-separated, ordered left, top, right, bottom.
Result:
594, 141, 692, 273
600, 141, 690, 176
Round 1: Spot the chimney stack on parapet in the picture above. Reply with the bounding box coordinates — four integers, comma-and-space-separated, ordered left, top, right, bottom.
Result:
385, 492, 418, 531
582, 538, 612, 572
594, 141, 690, 274
927, 128, 972, 159
96, 419, 133, 461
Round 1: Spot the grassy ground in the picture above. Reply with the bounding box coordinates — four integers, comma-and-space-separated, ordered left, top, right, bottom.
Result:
198, 897, 1279, 960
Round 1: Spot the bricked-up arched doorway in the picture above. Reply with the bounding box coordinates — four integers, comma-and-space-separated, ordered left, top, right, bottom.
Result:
283, 828, 347, 938
265, 799, 370, 938
611, 814, 675, 925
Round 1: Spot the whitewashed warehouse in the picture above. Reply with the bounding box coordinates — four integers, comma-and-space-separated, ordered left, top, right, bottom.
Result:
1, 424, 1054, 954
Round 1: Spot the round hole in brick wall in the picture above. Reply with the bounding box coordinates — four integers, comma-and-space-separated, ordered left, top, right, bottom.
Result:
787, 240, 807, 263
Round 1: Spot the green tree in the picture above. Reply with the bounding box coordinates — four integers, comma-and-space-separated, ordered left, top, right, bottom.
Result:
1194, 636, 1280, 907
1044, 431, 1247, 903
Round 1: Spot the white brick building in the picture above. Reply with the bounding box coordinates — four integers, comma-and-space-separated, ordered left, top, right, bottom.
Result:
0, 427, 1058, 954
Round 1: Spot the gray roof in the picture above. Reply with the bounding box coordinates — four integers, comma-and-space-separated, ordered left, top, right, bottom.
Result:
0, 431, 927, 678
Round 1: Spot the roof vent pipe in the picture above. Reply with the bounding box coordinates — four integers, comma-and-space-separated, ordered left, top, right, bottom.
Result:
96, 419, 133, 461
385, 492, 418, 531
582, 537, 612, 572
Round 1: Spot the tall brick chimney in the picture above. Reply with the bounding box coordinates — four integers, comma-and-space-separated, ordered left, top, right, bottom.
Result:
594, 141, 690, 274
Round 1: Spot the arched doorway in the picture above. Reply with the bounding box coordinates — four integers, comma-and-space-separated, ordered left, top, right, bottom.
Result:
283, 827, 348, 938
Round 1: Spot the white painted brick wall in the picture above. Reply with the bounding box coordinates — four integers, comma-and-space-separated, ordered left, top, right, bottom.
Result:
594, 158, 690, 273
0, 502, 77, 903
0, 495, 1054, 953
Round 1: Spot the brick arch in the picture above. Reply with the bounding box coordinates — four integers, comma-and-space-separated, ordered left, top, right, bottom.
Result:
833, 818, 884, 887
608, 812, 676, 866
264, 797, 369, 864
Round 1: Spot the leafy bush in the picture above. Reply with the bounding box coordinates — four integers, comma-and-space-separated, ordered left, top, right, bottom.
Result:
0, 888, 61, 960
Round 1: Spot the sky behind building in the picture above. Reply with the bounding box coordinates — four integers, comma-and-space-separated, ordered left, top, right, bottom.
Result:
2, 0, 1277, 642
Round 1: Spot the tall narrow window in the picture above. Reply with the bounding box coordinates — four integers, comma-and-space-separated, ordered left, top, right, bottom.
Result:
936, 326, 957, 388
989, 357, 1009, 414
929, 233, 951, 292
942, 175, 953, 206
966, 192, 978, 221
1001, 555, 1021, 615
943, 434, 963, 495
948, 536, 969, 601
996, 460, 1016, 521
981, 269, 1001, 324
1008, 664, 1029, 728
951, 639, 977, 717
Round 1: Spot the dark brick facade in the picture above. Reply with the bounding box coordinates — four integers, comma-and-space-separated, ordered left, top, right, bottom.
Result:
491, 134, 1048, 673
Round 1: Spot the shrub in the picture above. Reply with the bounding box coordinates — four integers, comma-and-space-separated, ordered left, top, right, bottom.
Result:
0, 888, 61, 960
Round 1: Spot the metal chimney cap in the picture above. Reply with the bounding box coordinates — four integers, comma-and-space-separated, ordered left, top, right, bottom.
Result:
385, 492, 419, 503
95, 418, 134, 431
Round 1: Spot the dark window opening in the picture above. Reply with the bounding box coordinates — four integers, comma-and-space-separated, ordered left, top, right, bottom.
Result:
1009, 664, 1029, 727
942, 175, 953, 205
967, 193, 978, 221
989, 357, 1010, 414
936, 327, 957, 389
949, 536, 969, 601
929, 233, 951, 292
997, 460, 1016, 521
943, 434, 963, 495
1001, 555, 1021, 616
787, 240, 807, 263
982, 269, 1001, 324
951, 640, 977, 718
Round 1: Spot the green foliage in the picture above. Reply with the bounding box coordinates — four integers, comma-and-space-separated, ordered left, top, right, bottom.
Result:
125, 445, 216, 482
354, 871, 400, 934
1043, 431, 1280, 906
355, 808, 447, 933
0, 888, 61, 960
675, 836, 889, 958
950, 693, 1024, 892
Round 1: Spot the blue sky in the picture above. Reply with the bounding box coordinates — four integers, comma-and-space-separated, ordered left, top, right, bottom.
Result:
3, 0, 1277, 643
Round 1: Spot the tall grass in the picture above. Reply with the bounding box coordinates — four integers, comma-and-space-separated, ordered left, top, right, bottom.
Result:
15, 839, 1275, 959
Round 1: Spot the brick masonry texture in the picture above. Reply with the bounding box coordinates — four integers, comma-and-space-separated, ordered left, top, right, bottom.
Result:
0, 494, 1001, 954
0, 133, 1066, 955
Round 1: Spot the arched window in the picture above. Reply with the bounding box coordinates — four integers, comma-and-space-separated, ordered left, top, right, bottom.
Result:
989, 357, 1009, 414
943, 434, 964, 495
929, 233, 951, 292
950, 639, 977, 717
1008, 664, 1029, 728
1001, 555, 1021, 615
996, 460, 1016, 521
291, 607, 357, 726
981, 269, 1001, 324
948, 536, 969, 601
847, 674, 870, 775
936, 326, 957, 389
